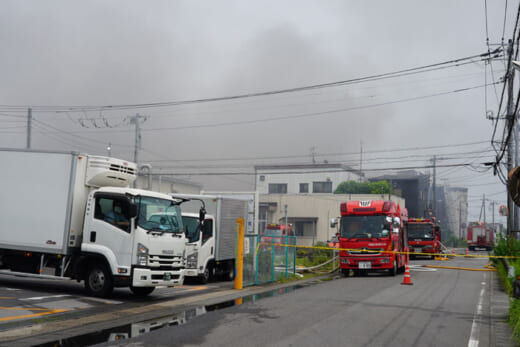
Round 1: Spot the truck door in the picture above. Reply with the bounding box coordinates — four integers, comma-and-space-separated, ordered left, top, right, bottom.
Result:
84, 194, 134, 269
199, 219, 214, 269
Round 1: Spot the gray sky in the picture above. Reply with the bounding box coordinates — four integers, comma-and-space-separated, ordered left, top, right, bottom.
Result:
0, 0, 516, 225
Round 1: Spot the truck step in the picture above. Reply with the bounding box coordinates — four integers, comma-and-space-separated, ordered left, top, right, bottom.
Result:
0, 270, 71, 280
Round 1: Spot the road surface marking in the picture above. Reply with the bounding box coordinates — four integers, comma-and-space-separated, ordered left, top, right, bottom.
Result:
468, 283, 485, 347
183, 286, 208, 292
0, 307, 68, 322
20, 294, 71, 301
0, 297, 14, 299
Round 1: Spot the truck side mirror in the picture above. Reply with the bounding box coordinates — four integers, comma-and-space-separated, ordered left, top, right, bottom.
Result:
127, 203, 138, 219
330, 218, 337, 228
199, 207, 206, 222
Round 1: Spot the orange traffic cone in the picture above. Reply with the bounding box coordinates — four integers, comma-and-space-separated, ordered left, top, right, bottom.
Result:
465, 248, 469, 256
401, 264, 413, 285
452, 248, 455, 256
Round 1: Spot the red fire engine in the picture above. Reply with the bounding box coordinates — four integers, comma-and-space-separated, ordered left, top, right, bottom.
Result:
407, 218, 441, 259
261, 224, 294, 245
467, 222, 494, 251
335, 200, 408, 276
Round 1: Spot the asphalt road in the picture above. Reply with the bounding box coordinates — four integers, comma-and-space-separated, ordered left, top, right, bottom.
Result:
96, 254, 506, 347
0, 252, 512, 346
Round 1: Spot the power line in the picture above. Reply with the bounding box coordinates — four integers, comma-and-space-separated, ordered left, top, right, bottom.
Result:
0, 51, 502, 113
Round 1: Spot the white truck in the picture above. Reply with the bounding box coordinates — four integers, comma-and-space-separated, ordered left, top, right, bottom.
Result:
0, 149, 194, 297
171, 194, 250, 283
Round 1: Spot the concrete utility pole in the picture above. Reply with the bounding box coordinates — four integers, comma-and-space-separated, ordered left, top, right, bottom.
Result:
359, 141, 363, 182
432, 155, 437, 218
130, 114, 147, 166
26, 108, 32, 149
507, 39, 516, 234
459, 200, 462, 239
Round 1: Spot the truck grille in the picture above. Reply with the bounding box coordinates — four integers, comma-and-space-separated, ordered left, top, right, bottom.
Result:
148, 254, 184, 268
348, 248, 383, 255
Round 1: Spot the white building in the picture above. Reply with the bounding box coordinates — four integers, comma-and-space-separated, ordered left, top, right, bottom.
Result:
254, 163, 405, 246
255, 163, 363, 195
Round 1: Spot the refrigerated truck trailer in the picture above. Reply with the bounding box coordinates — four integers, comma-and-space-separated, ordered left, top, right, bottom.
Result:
0, 149, 189, 297
172, 193, 250, 283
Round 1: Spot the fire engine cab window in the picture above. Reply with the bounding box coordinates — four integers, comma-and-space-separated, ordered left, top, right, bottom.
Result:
96, 197, 130, 233
340, 216, 388, 239
408, 224, 433, 239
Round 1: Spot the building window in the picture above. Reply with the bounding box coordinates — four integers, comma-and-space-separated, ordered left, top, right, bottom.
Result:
313, 181, 332, 193
292, 220, 317, 238
299, 183, 309, 193
268, 183, 287, 194
259, 175, 265, 182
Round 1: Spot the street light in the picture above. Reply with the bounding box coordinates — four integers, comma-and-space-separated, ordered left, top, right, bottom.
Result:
107, 142, 111, 157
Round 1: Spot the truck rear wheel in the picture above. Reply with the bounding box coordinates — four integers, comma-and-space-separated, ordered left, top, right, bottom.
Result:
85, 263, 113, 297
130, 286, 155, 296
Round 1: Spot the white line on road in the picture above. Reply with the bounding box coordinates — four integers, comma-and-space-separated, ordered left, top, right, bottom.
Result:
468, 283, 485, 347
20, 295, 71, 301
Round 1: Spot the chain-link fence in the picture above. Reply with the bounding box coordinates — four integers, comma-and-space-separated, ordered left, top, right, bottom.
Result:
242, 234, 297, 286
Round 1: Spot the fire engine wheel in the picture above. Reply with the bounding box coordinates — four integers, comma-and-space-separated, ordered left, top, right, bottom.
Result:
390, 261, 397, 276
342, 269, 349, 277
85, 263, 113, 297
130, 286, 155, 296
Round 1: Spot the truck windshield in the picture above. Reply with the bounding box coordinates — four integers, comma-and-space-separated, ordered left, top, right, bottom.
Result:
340, 216, 389, 239
408, 224, 434, 239
137, 196, 183, 233
263, 228, 282, 236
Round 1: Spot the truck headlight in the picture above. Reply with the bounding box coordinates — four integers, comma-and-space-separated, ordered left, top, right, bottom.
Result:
187, 252, 198, 269
137, 243, 148, 266
340, 258, 350, 264
380, 258, 390, 264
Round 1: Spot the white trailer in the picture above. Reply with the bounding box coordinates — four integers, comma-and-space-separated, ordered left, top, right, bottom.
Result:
172, 193, 250, 283
0, 149, 190, 297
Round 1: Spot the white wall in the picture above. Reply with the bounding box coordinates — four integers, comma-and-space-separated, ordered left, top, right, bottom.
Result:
256, 168, 361, 194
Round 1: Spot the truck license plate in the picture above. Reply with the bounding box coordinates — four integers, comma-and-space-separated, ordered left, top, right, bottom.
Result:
163, 273, 171, 281
359, 262, 371, 269
414, 248, 422, 253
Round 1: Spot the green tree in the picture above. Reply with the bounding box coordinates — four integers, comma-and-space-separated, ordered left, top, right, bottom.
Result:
334, 180, 391, 194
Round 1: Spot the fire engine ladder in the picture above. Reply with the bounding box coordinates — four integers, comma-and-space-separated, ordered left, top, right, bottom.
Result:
438, 241, 449, 253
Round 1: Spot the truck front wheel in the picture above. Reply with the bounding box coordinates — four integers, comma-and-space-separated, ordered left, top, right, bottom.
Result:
85, 263, 113, 297
130, 286, 155, 296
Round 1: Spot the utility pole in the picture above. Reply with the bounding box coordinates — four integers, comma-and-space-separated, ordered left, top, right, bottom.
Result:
130, 114, 147, 166
507, 38, 516, 234
483, 194, 486, 225
459, 200, 462, 239
432, 155, 437, 218
491, 200, 496, 234
26, 108, 32, 149
359, 141, 363, 182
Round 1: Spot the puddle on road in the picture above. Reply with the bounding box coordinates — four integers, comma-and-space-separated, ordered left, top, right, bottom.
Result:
36, 284, 310, 346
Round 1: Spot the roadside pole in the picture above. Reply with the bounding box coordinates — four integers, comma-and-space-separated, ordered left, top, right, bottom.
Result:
235, 218, 245, 290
